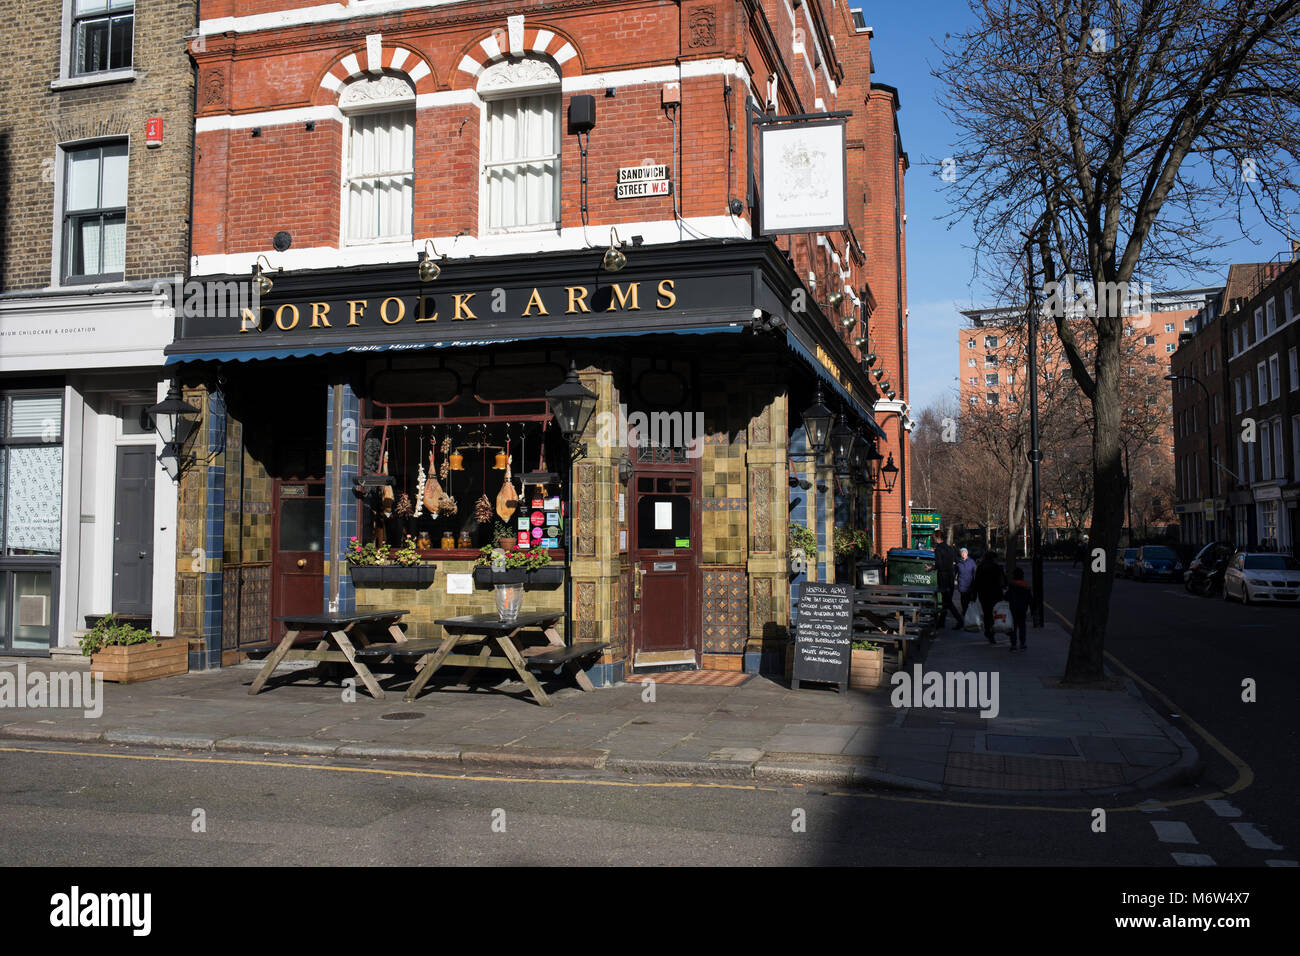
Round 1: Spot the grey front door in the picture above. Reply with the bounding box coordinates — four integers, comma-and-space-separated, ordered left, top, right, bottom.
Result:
112, 445, 154, 616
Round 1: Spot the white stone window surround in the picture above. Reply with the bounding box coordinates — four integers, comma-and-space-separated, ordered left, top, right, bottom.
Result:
476, 56, 562, 235
338, 74, 417, 245
49, 135, 130, 290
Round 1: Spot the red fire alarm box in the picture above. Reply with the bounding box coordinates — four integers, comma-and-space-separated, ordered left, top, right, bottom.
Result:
145, 118, 163, 148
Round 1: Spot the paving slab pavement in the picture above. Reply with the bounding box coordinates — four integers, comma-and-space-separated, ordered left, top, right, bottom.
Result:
0, 621, 1200, 794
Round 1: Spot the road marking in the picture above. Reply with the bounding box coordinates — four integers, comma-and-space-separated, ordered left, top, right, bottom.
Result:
1231, 822, 1283, 850
1137, 799, 1168, 813
1151, 821, 1198, 844
1044, 599, 1255, 796
1205, 799, 1241, 817
1265, 859, 1299, 867
1171, 852, 1216, 866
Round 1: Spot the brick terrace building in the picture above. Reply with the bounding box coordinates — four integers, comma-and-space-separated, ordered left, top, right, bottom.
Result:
1219, 255, 1300, 554
167, 0, 909, 678
0, 0, 195, 654
960, 287, 1218, 540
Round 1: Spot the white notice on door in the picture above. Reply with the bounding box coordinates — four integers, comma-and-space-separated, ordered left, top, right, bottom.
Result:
446, 573, 473, 594
654, 501, 673, 530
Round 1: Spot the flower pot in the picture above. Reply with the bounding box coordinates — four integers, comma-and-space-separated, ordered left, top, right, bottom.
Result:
349, 565, 437, 586
849, 647, 885, 689
493, 583, 525, 622
524, 565, 565, 589
473, 567, 526, 585
91, 638, 188, 684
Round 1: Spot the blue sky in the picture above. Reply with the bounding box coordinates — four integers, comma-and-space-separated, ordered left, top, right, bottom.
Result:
865, 1, 1297, 414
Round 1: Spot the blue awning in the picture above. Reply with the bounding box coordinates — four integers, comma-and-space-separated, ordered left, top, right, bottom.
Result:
165, 323, 747, 365
785, 331, 886, 438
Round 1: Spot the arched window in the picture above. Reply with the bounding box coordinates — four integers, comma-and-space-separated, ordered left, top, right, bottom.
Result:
340, 74, 415, 243
477, 57, 561, 231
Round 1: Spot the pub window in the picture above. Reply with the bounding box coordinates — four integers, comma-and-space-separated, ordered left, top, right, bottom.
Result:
478, 57, 561, 232
357, 359, 571, 557
340, 75, 416, 244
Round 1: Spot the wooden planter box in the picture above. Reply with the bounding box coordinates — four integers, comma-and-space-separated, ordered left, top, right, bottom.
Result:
850, 647, 885, 689
473, 566, 564, 589
349, 565, 438, 586
91, 638, 188, 684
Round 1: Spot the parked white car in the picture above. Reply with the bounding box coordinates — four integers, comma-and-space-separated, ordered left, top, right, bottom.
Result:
1222, 552, 1300, 604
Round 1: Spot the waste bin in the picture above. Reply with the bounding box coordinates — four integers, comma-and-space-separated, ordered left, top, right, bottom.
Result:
886, 548, 939, 600
855, 557, 886, 587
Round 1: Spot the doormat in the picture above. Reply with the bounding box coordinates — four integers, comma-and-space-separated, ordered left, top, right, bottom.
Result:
625, 670, 751, 687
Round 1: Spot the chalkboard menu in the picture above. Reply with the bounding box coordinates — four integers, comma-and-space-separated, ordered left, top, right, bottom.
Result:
793, 582, 852, 691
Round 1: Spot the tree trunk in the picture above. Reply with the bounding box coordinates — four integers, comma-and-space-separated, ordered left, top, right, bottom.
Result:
1065, 330, 1126, 683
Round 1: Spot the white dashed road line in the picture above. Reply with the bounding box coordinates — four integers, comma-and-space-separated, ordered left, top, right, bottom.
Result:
1205, 799, 1242, 817
1265, 860, 1299, 867
1151, 821, 1198, 844
1171, 852, 1217, 866
1231, 822, 1283, 851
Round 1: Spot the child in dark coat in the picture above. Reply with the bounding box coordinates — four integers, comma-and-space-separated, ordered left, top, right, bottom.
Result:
1005, 567, 1033, 652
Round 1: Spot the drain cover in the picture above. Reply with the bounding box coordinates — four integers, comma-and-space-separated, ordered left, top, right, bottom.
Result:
380, 711, 425, 721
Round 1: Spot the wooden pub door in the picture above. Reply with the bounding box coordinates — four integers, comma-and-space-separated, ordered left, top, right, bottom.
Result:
628, 471, 701, 669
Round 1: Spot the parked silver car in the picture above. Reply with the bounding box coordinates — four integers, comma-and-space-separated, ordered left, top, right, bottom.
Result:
1222, 552, 1300, 604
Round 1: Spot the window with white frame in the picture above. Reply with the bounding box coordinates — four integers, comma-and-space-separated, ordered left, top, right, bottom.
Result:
70, 0, 134, 77
1166, 343, 1175, 353
479, 58, 561, 232
1164, 322, 1174, 332
1290, 346, 1298, 391
1006, 372, 1014, 385
1258, 360, 1269, 404
1144, 334, 1156, 345
1254, 307, 1264, 341
1269, 353, 1280, 401
984, 354, 998, 366
340, 76, 415, 244
967, 357, 976, 367
986, 393, 999, 406
984, 335, 998, 348
1286, 288, 1295, 323
1245, 376, 1253, 409
1261, 424, 1273, 481
1266, 298, 1277, 333
61, 140, 126, 283
1234, 377, 1242, 414
968, 396, 977, 405
985, 372, 999, 387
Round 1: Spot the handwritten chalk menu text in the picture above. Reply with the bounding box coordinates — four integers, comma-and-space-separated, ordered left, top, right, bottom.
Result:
792, 582, 852, 691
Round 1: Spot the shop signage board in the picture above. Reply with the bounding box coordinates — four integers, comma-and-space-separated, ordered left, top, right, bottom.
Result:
616, 165, 671, 199
792, 582, 852, 692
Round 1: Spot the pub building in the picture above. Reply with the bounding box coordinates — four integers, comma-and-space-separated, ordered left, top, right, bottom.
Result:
172, 0, 906, 679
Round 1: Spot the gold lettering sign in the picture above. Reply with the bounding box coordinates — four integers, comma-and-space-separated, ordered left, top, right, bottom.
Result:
566, 286, 590, 314
452, 293, 477, 321
275, 303, 299, 331
416, 296, 438, 322
656, 279, 676, 309
380, 297, 405, 325
347, 300, 366, 326
239, 308, 259, 333
607, 283, 640, 311
311, 302, 331, 328
522, 288, 549, 316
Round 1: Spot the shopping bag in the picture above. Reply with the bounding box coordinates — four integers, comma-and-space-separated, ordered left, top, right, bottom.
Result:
964, 601, 983, 631
991, 600, 1013, 633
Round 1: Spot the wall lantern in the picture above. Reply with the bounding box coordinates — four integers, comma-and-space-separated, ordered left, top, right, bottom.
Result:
418, 239, 444, 281
871, 368, 885, 381
826, 290, 844, 309
864, 353, 878, 367
828, 413, 857, 475
850, 428, 868, 474
252, 254, 278, 296
147, 385, 203, 481
546, 361, 599, 461
601, 228, 628, 272
880, 453, 900, 493
864, 442, 884, 484
618, 455, 634, 484
799, 383, 834, 457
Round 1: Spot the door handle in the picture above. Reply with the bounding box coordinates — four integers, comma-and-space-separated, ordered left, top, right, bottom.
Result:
297, 559, 307, 568
138, 551, 147, 559
633, 564, 644, 598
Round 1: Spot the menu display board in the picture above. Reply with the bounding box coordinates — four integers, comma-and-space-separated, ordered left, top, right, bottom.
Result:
792, 582, 852, 692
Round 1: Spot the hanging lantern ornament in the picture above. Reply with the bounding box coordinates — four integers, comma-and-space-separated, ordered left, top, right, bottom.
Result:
872, 368, 885, 381
865, 353, 878, 367
449, 447, 464, 471
800, 382, 835, 456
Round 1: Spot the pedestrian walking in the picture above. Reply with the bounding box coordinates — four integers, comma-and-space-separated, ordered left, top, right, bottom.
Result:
1005, 567, 1033, 652
932, 530, 963, 628
955, 546, 977, 624
1071, 539, 1084, 568
974, 550, 1005, 644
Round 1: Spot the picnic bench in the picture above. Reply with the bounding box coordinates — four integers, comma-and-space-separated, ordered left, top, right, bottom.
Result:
852, 586, 937, 666
354, 612, 608, 706
244, 609, 410, 700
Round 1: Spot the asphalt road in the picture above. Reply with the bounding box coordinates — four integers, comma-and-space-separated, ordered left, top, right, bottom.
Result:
1040, 561, 1299, 868
0, 566, 1294, 871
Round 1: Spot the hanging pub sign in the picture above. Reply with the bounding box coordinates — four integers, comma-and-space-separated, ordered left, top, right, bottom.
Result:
616, 164, 671, 199
758, 118, 848, 235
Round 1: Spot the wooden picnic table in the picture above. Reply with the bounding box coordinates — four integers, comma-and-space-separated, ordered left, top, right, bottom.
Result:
356, 612, 606, 706
245, 610, 410, 700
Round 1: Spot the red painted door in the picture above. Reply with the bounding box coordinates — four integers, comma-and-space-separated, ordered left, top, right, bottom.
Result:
271, 479, 325, 639
629, 472, 700, 665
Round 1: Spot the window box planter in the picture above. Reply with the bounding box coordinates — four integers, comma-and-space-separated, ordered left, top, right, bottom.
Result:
349, 565, 438, 586
472, 566, 565, 588
849, 646, 885, 689
91, 637, 188, 684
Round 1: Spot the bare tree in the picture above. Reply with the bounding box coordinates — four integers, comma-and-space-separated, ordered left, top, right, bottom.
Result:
937, 0, 1300, 681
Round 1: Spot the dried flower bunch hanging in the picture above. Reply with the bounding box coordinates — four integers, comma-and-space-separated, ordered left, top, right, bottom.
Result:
475, 494, 493, 524
394, 492, 413, 517
439, 435, 452, 481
